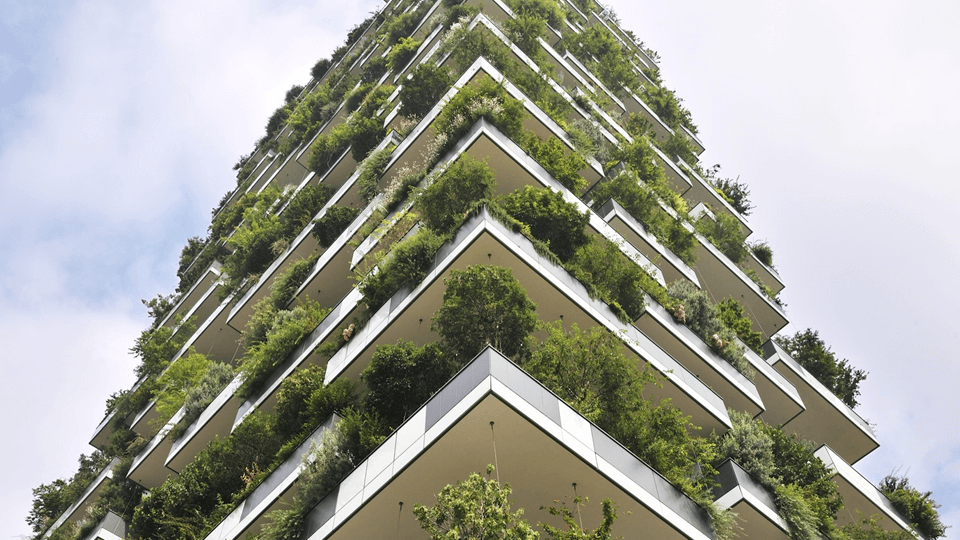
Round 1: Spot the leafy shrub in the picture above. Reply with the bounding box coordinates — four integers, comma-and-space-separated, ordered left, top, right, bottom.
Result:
433, 76, 526, 162
503, 11, 546, 54
714, 409, 776, 486
388, 37, 421, 72
308, 123, 352, 176
280, 184, 333, 240
27, 453, 111, 534
360, 54, 388, 84
152, 352, 213, 423
178, 362, 234, 429
362, 341, 456, 428
269, 254, 320, 311
399, 63, 453, 119
713, 176, 754, 216
838, 517, 918, 540
567, 238, 650, 321
237, 300, 331, 398
356, 146, 394, 203
880, 474, 946, 539
694, 212, 748, 265
344, 82, 374, 113
221, 188, 288, 294
500, 186, 589, 262
130, 322, 193, 379
284, 84, 304, 104
418, 154, 495, 234
359, 228, 445, 310
433, 265, 538, 360
348, 114, 385, 162
313, 206, 360, 248
750, 240, 775, 268
640, 84, 696, 133
273, 365, 357, 440
775, 483, 820, 540
774, 329, 867, 409
717, 298, 763, 355
566, 26, 637, 94
311, 58, 332, 80
667, 281, 754, 379
382, 11, 419, 45
523, 134, 588, 193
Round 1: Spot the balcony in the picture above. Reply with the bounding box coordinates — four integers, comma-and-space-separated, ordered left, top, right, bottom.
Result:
815, 445, 922, 538
40, 458, 120, 539
713, 459, 790, 540
302, 347, 715, 540
157, 261, 222, 330
677, 162, 752, 237
740, 340, 804, 428
202, 415, 340, 540
764, 341, 879, 464
598, 198, 698, 286
79, 511, 126, 540
164, 374, 244, 473
325, 207, 730, 433
634, 296, 764, 418
128, 409, 184, 488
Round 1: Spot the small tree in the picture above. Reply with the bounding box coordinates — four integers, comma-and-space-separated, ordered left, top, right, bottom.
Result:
433, 265, 538, 360
775, 329, 867, 409
880, 474, 947, 539
414, 465, 539, 540
540, 497, 621, 540
399, 63, 453, 119
362, 341, 456, 428
501, 186, 590, 263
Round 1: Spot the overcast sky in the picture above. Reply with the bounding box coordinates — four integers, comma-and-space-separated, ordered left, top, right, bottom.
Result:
1, 0, 956, 537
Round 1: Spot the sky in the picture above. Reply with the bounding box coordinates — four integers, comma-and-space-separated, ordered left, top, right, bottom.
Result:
0, 0, 956, 537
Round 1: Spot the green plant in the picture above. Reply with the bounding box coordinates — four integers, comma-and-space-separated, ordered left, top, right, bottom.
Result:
359, 227, 445, 310
237, 300, 331, 398
433, 265, 538, 360
388, 37, 422, 72
694, 212, 749, 265
313, 206, 359, 248
567, 238, 649, 321
749, 240, 775, 268
130, 320, 193, 379
142, 293, 177, 326
362, 341, 456, 428
539, 497, 621, 540
152, 352, 213, 423
348, 114, 385, 162
177, 362, 234, 431
27, 453, 110, 534
712, 176, 753, 216
716, 298, 763, 355
418, 154, 496, 234
273, 365, 358, 440
774, 329, 867, 409
414, 465, 539, 540
523, 134, 588, 193
356, 146, 395, 203
280, 184, 333, 240
500, 186, 589, 262
308, 123, 352, 175
837, 516, 918, 539
311, 58, 332, 80
399, 63, 454, 119
344, 82, 374, 112
879, 474, 947, 539
667, 282, 754, 379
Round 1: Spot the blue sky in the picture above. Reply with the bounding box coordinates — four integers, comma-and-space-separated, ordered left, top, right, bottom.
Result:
1, 0, 957, 537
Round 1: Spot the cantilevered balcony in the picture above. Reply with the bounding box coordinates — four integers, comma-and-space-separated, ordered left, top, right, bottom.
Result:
40, 458, 120, 539
690, 220, 787, 339
302, 348, 716, 540
325, 207, 730, 433
634, 296, 764, 418
162, 264, 223, 331
128, 409, 184, 488
815, 445, 923, 538
598, 198, 698, 286
678, 162, 752, 237
164, 374, 244, 473
90, 377, 148, 450
740, 340, 804, 428
764, 341, 879, 464
79, 511, 126, 540
713, 459, 790, 540
201, 415, 339, 540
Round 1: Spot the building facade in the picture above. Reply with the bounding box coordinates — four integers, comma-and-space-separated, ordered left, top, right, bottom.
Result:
30, 0, 936, 539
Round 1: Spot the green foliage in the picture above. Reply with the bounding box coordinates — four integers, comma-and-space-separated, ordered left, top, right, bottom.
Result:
433, 265, 538, 360
269, 254, 320, 312
313, 206, 359, 248
657, 132, 698, 166
523, 134, 588, 193
308, 122, 352, 176
433, 76, 526, 163
419, 154, 496, 234
667, 281, 754, 379
348, 114, 386, 162
273, 365, 358, 440
399, 62, 454, 119
539, 497, 621, 540
879, 474, 947, 539
640, 84, 696, 133
359, 227, 445, 310
694, 213, 749, 265
220, 187, 289, 295
388, 37, 422, 72
837, 516, 918, 540
713, 176, 753, 216
238, 300, 331, 398
503, 10, 546, 55
311, 57, 332, 80
750, 240, 775, 268
344, 82, 374, 113
27, 453, 110, 534
775, 329, 867, 409
142, 293, 177, 326
280, 184, 333, 240
130, 321, 193, 379
153, 352, 212, 422
566, 26, 637, 95
501, 186, 589, 262
361, 54, 388, 83
717, 298, 763, 355
414, 466, 539, 540
714, 410, 777, 486
362, 341, 456, 428
382, 11, 419, 45
567, 238, 649, 321
765, 427, 843, 533
356, 146, 395, 203
775, 483, 820, 540
178, 362, 234, 431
